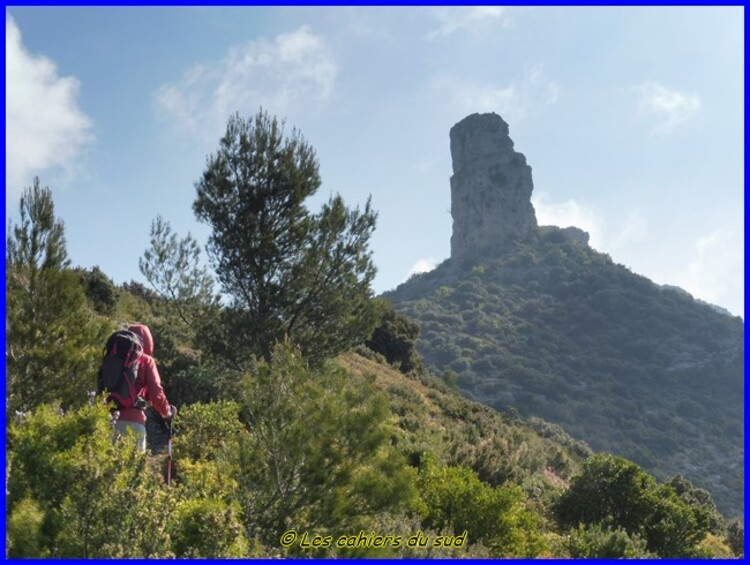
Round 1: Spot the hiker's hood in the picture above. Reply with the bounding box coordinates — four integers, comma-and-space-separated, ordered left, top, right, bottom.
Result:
129, 324, 154, 356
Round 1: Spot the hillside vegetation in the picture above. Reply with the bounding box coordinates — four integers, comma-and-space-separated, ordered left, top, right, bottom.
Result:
385, 226, 744, 517
5, 113, 743, 558
5, 251, 740, 557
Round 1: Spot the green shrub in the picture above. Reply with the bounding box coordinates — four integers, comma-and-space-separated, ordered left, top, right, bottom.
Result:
565, 523, 653, 558
366, 299, 424, 374
7, 402, 176, 557
417, 456, 545, 557
726, 519, 744, 557
236, 342, 419, 548
7, 498, 46, 557
173, 401, 243, 462
694, 533, 735, 558
78, 266, 120, 316
168, 498, 248, 557
555, 454, 711, 557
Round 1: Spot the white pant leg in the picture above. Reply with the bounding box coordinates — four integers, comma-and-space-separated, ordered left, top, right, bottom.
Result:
113, 419, 147, 452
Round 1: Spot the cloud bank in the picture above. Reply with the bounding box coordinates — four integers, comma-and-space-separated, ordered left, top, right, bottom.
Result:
675, 229, 743, 316
155, 26, 337, 142
636, 82, 701, 135
427, 7, 508, 39
6, 14, 93, 199
434, 66, 559, 123
532, 193, 604, 248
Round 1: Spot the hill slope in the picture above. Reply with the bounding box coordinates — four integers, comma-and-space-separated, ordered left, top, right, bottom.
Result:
340, 351, 591, 489
385, 228, 744, 517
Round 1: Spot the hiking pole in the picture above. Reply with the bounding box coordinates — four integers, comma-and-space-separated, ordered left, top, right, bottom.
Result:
166, 417, 174, 486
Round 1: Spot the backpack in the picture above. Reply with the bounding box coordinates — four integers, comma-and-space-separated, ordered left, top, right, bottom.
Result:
98, 330, 146, 410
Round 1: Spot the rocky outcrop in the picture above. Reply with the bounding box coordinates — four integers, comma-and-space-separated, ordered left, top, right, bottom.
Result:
539, 225, 591, 247
560, 226, 590, 246
450, 113, 538, 258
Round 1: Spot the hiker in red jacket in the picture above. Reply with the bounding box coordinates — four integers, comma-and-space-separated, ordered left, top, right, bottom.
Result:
113, 324, 176, 451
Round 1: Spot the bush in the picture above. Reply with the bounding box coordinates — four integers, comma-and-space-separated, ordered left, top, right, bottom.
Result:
366, 299, 424, 374
168, 498, 248, 557
726, 519, 744, 557
236, 342, 418, 548
173, 401, 243, 462
7, 402, 176, 557
6, 401, 248, 558
417, 456, 545, 557
565, 523, 653, 558
694, 533, 735, 558
78, 266, 119, 316
555, 454, 711, 557
7, 498, 46, 557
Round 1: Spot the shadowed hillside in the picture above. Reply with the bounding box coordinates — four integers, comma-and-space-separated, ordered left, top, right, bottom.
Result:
385, 112, 743, 517
386, 223, 743, 517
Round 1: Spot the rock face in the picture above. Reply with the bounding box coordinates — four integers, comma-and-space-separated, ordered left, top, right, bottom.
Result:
450, 113, 538, 258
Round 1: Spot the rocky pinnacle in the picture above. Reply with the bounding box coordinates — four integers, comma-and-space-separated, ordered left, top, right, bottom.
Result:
449, 113, 538, 258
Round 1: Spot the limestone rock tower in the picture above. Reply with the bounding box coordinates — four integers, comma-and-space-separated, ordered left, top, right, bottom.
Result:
450, 113, 538, 258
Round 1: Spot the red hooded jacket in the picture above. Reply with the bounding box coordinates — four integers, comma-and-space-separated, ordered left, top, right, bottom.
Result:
117, 324, 172, 425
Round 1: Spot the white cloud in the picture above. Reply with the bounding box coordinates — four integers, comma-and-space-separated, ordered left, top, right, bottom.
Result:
635, 82, 701, 135
154, 26, 337, 141
428, 7, 508, 39
406, 257, 437, 279
673, 229, 743, 316
6, 14, 94, 199
533, 193, 649, 253
434, 66, 559, 123
532, 192, 604, 247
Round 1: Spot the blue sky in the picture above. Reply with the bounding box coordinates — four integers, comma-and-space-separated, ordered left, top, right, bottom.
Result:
6, 6, 744, 316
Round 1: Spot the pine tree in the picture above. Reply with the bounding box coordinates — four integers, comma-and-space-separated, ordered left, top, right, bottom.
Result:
6, 178, 106, 413
236, 342, 415, 546
193, 110, 379, 365
138, 215, 224, 404
139, 214, 217, 331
